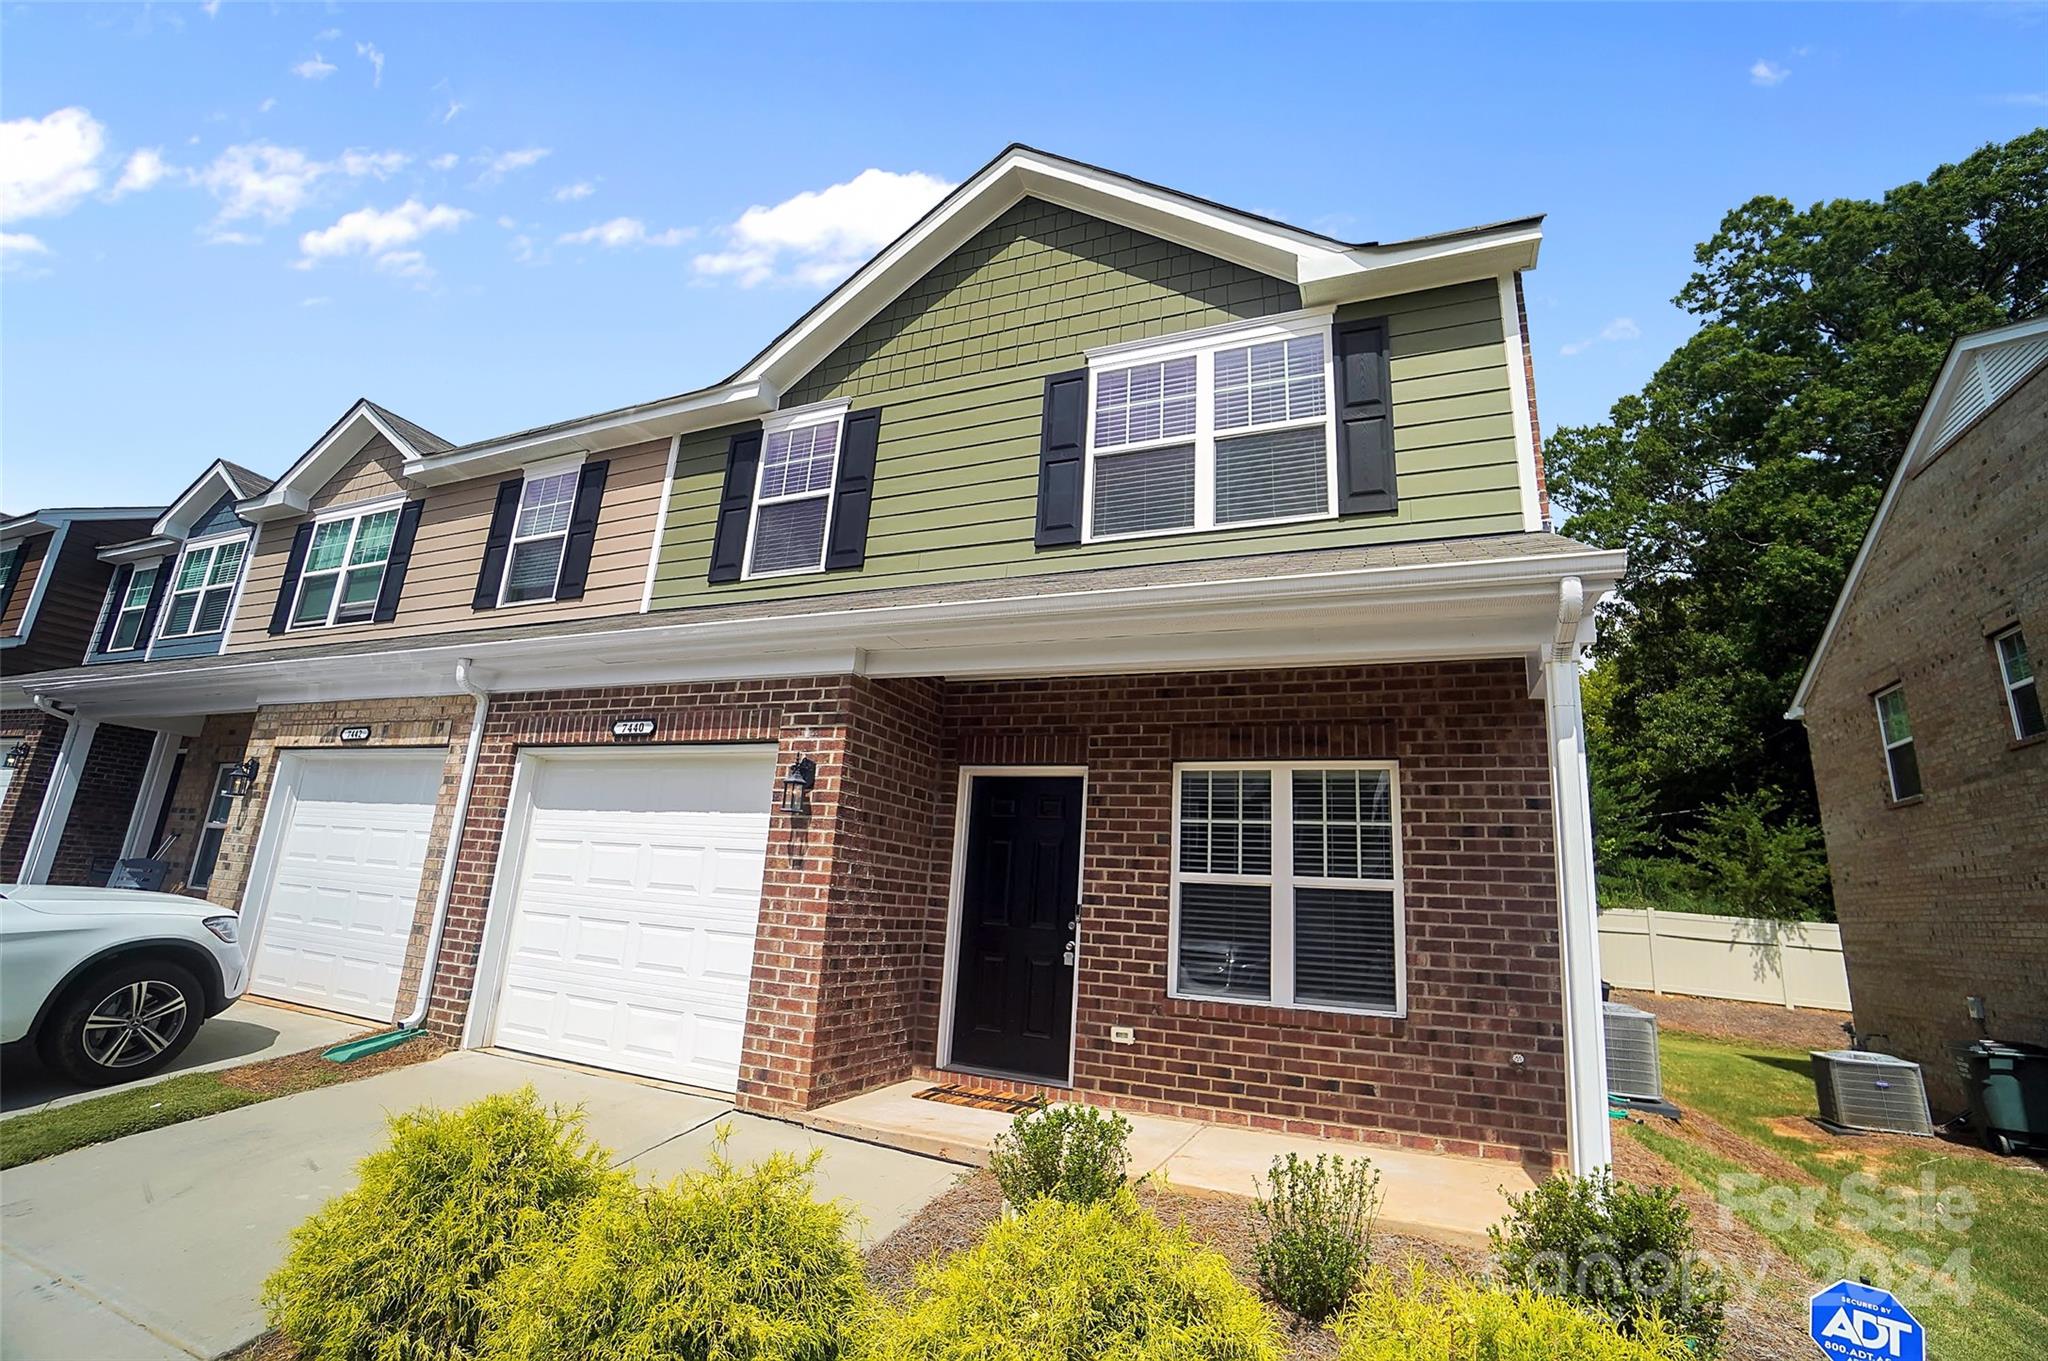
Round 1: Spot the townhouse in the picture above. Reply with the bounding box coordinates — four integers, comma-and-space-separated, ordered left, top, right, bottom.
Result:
4, 147, 1624, 1174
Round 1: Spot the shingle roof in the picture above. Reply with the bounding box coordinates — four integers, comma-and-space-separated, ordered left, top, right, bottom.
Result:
217, 460, 275, 497
364, 402, 455, 455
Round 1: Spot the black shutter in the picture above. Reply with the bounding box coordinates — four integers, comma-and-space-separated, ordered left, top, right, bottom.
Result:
134, 558, 170, 647
372, 499, 425, 624
553, 460, 610, 601
268, 523, 315, 634
94, 564, 134, 654
472, 478, 523, 610
825, 409, 882, 571
1034, 369, 1088, 547
1334, 317, 1396, 516
708, 428, 763, 584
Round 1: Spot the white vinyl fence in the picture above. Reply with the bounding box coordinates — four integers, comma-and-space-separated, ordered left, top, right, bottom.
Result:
1597, 908, 1851, 1010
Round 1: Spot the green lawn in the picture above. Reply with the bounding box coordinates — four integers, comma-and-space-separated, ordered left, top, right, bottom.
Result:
1, 1070, 264, 1169
1630, 1030, 2048, 1361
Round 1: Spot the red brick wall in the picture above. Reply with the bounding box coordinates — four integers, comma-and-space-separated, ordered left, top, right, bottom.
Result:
0, 711, 67, 880
46, 722, 157, 886
154, 712, 254, 895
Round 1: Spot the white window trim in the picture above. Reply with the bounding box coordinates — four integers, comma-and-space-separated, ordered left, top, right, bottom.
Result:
189, 761, 238, 890
1166, 759, 1406, 1018
1994, 627, 2040, 741
1873, 685, 1918, 801
156, 529, 251, 641
288, 494, 407, 631
104, 558, 163, 653
497, 454, 589, 608
1081, 309, 1339, 545
742, 398, 850, 581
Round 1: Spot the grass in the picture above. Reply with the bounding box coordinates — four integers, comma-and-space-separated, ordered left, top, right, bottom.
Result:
1628, 1029, 2048, 1361
0, 1034, 443, 1170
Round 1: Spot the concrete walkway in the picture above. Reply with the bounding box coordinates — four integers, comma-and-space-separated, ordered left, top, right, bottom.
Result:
0, 1049, 959, 1361
2, 999, 362, 1118
805, 1078, 1539, 1246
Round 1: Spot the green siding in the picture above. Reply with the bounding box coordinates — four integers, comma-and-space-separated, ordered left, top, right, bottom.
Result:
651, 198, 1526, 608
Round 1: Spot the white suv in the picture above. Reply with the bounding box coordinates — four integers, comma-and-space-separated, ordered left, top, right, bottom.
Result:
1, 885, 247, 1086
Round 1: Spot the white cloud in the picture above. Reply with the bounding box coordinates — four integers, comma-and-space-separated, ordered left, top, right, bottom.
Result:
259, 97, 277, 114
301, 295, 332, 307
109, 148, 170, 198
293, 53, 338, 81
1, 231, 50, 257
557, 216, 691, 248
374, 249, 432, 281
317, 27, 342, 41
429, 152, 460, 171
552, 180, 595, 202
509, 233, 540, 265
297, 198, 469, 267
1749, 59, 1790, 87
692, 167, 952, 288
1560, 316, 1643, 357
356, 41, 385, 88
1, 107, 107, 222
434, 82, 465, 124
473, 146, 550, 185
201, 0, 221, 16
197, 141, 407, 224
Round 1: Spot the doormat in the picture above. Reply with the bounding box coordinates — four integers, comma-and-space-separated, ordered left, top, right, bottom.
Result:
912, 1083, 1047, 1116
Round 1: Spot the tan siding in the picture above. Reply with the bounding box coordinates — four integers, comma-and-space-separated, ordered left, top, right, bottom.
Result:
309, 436, 409, 512
228, 437, 668, 652
651, 198, 1527, 609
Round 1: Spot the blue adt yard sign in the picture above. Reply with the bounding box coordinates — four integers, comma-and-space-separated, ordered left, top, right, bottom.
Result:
1810, 1280, 1924, 1361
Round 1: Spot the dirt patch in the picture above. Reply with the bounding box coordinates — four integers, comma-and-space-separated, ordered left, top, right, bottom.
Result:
215, 1032, 445, 1096
1611, 988, 1850, 1052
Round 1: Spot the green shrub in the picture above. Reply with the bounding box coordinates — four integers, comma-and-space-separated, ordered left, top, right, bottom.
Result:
1335, 1266, 1693, 1360
481, 1133, 872, 1361
1252, 1152, 1382, 1322
1488, 1169, 1726, 1353
263, 1088, 621, 1361
985, 1102, 1131, 1207
862, 1191, 1279, 1361
1676, 788, 1832, 921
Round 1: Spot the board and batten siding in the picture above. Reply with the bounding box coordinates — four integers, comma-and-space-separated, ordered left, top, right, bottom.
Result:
227, 433, 670, 652
651, 197, 1530, 609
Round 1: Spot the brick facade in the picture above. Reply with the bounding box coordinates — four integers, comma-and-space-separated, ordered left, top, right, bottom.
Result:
420, 661, 1567, 1166
155, 712, 255, 895
46, 722, 157, 886
1, 710, 68, 880
1803, 366, 2047, 1112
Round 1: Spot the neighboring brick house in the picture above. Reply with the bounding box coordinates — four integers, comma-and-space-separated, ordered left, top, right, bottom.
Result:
1788, 317, 2048, 1112
12, 147, 1624, 1174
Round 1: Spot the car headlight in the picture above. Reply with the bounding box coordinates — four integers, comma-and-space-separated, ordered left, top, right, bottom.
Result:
203, 916, 239, 944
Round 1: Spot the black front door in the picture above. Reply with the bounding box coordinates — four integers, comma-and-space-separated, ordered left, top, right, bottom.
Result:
949, 775, 1082, 1082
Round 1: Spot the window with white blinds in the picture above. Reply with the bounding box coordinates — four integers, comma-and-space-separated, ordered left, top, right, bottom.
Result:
161, 537, 247, 637
1085, 311, 1336, 542
1171, 762, 1403, 1015
501, 468, 580, 604
747, 408, 844, 577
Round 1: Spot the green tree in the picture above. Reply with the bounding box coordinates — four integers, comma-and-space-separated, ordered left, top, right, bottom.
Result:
1551, 130, 2048, 849
1676, 789, 1832, 922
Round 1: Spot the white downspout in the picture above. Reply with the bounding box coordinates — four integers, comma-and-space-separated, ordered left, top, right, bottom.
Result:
400, 657, 489, 1030
19, 694, 98, 885
1544, 577, 1613, 1175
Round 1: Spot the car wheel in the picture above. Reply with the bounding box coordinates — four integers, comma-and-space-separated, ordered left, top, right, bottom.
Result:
42, 960, 205, 1086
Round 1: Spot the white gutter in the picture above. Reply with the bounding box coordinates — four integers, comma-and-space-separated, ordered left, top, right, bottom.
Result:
401, 657, 489, 1030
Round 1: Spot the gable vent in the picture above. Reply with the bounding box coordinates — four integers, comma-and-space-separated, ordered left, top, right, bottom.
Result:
1927, 335, 2048, 458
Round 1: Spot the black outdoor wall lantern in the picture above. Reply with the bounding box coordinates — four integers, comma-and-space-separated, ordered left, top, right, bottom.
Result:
2, 739, 29, 770
780, 755, 817, 816
222, 757, 262, 798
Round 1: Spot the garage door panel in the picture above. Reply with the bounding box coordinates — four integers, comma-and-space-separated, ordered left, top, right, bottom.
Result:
492, 750, 773, 1091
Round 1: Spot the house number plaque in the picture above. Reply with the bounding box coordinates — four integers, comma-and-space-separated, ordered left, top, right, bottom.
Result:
611, 719, 655, 739
338, 726, 372, 743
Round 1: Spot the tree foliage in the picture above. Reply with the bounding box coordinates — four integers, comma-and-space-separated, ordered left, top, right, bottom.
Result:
1551, 130, 2048, 878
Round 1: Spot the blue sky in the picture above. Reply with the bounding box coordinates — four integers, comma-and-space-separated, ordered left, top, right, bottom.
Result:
2, 2, 2043, 512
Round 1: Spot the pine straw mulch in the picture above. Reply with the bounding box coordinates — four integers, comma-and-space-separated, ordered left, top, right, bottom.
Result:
1609, 988, 1850, 1053
214, 1031, 448, 1096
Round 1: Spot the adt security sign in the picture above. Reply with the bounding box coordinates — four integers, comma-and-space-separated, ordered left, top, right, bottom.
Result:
1810, 1280, 1923, 1361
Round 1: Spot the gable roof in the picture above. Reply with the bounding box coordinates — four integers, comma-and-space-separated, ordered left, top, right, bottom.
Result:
1786, 316, 2048, 720
235, 398, 449, 522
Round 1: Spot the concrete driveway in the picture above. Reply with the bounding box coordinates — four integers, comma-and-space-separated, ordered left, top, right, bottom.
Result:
0, 1049, 961, 1360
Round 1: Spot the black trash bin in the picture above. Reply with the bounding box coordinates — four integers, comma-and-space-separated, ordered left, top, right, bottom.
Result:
1961, 1039, 2048, 1156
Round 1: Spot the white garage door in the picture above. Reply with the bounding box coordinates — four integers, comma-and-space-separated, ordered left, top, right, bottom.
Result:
248, 751, 442, 1021
491, 748, 772, 1092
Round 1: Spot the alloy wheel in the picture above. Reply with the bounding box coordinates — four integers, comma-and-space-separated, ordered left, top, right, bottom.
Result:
81, 980, 189, 1070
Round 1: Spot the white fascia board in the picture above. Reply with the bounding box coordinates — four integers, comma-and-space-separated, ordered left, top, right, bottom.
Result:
98, 536, 179, 564
32, 546, 1625, 718
1299, 225, 1544, 308
237, 405, 422, 523
154, 461, 248, 538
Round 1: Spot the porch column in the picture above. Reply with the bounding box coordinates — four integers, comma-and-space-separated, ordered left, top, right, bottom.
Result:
19, 712, 98, 885
1543, 581, 1612, 1176
118, 728, 185, 861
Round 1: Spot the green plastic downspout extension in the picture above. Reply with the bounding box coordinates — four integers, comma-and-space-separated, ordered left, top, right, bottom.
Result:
321, 1028, 425, 1063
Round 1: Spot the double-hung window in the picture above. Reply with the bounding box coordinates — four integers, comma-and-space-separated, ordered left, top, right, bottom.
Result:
1085, 311, 1335, 542
160, 537, 247, 638
1995, 627, 2043, 741
746, 403, 845, 578
501, 466, 580, 604
1874, 685, 1921, 801
291, 503, 400, 628
1171, 762, 1403, 1015
189, 763, 237, 890
105, 564, 160, 651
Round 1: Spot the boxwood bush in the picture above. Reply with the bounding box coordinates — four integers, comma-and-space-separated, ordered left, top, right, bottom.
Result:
1336, 1267, 1693, 1360
481, 1135, 873, 1361
985, 1103, 1131, 1207
1252, 1151, 1382, 1321
263, 1088, 621, 1361
861, 1191, 1279, 1361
